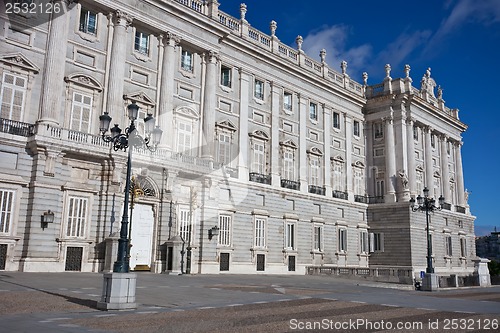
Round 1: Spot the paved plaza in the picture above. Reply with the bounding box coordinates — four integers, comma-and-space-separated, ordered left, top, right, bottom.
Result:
0, 272, 499, 332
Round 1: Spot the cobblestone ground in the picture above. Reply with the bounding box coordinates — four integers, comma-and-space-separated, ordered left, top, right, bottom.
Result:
1, 273, 499, 332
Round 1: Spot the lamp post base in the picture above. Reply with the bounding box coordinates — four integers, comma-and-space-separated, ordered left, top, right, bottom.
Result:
421, 273, 439, 291
97, 272, 137, 310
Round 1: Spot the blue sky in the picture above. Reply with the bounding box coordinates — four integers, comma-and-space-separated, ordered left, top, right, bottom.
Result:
219, 0, 500, 235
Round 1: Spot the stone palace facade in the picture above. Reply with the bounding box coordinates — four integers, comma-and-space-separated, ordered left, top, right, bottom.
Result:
0, 0, 476, 280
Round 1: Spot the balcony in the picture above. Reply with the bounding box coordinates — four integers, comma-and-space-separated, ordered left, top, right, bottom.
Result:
367, 196, 385, 204
0, 118, 35, 137
456, 205, 466, 214
249, 172, 271, 185
442, 202, 452, 211
354, 195, 368, 203
332, 190, 348, 200
308, 185, 325, 196
281, 179, 300, 191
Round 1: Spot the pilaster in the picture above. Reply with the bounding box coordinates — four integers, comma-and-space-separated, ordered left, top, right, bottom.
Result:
423, 126, 434, 198
383, 114, 396, 202
238, 69, 250, 181
406, 118, 416, 196
344, 113, 353, 200
323, 105, 331, 195
270, 83, 280, 186
201, 51, 218, 159
440, 135, 451, 202
298, 94, 308, 193
454, 141, 465, 206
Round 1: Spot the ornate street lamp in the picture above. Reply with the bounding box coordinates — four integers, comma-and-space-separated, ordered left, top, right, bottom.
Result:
410, 187, 445, 274
99, 102, 163, 273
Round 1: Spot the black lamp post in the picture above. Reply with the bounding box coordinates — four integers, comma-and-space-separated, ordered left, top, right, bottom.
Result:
99, 102, 163, 273
410, 187, 444, 274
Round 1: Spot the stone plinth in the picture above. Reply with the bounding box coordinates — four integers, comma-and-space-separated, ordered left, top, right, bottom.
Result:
165, 236, 183, 275
97, 272, 137, 310
421, 273, 439, 291
103, 236, 119, 272
473, 258, 491, 287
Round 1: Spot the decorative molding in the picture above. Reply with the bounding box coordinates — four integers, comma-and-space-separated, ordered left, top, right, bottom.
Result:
123, 91, 156, 107
215, 119, 237, 132
307, 146, 323, 156
249, 129, 269, 141
64, 73, 103, 92
279, 139, 297, 149
0, 53, 40, 73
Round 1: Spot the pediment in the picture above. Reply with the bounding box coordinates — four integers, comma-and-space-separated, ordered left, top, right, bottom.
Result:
433, 171, 441, 178
64, 73, 103, 92
280, 139, 297, 149
174, 105, 199, 119
249, 130, 269, 141
331, 155, 345, 163
216, 119, 237, 132
416, 164, 424, 171
307, 147, 323, 156
352, 160, 365, 168
0, 53, 39, 73
124, 91, 155, 107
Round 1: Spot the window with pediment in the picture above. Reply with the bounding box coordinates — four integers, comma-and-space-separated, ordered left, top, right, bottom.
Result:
174, 106, 199, 156
307, 147, 323, 186
331, 156, 345, 192
0, 53, 39, 122
352, 160, 365, 196
123, 91, 155, 138
215, 120, 237, 166
64, 73, 103, 134
280, 140, 297, 182
249, 130, 269, 175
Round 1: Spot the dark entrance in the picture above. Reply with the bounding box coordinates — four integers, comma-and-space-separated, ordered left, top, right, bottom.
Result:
167, 246, 173, 271
219, 253, 230, 271
0, 244, 7, 270
65, 247, 83, 271
288, 255, 296, 271
256, 254, 265, 271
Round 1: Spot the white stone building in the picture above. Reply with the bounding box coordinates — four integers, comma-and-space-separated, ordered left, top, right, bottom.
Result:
0, 0, 475, 280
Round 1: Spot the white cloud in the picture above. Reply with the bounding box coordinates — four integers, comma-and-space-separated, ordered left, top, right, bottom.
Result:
428, 0, 500, 50
301, 25, 372, 79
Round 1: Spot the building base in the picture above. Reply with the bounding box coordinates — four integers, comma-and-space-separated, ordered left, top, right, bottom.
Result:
421, 273, 439, 291
97, 272, 137, 310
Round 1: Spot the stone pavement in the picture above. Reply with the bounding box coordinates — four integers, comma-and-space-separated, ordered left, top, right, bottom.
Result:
0, 272, 499, 332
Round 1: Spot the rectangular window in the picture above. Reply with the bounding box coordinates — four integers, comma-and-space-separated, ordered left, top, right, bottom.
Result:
332, 112, 340, 129
360, 230, 368, 253
134, 31, 149, 55
332, 162, 344, 191
374, 122, 383, 139
252, 141, 265, 174
353, 120, 360, 136
254, 79, 264, 100
79, 8, 97, 35
310, 159, 320, 186
254, 218, 266, 248
285, 222, 295, 250
181, 50, 193, 72
309, 102, 317, 120
338, 228, 347, 252
413, 126, 419, 141
70, 92, 92, 132
178, 208, 190, 242
431, 134, 436, 148
218, 132, 231, 165
313, 225, 323, 251
283, 92, 292, 111
353, 168, 363, 195
218, 215, 231, 246
375, 178, 385, 197
416, 170, 424, 195
283, 149, 294, 181
66, 196, 88, 238
460, 238, 467, 257
176, 121, 192, 154
371, 232, 384, 252
0, 72, 27, 121
445, 235, 453, 256
220, 66, 231, 87
0, 189, 14, 234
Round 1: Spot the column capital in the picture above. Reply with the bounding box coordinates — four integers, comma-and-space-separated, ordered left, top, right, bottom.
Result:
163, 31, 180, 47
112, 9, 133, 27
453, 140, 463, 148
205, 50, 219, 64
422, 125, 433, 133
439, 133, 449, 141
382, 115, 394, 124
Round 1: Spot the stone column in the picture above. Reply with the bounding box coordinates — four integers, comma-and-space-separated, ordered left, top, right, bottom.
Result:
158, 32, 179, 149
323, 105, 331, 195
440, 135, 450, 201
344, 113, 353, 200
384, 115, 396, 202
298, 95, 308, 193
105, 10, 133, 118
38, 0, 71, 126
454, 141, 465, 206
270, 83, 280, 186
406, 118, 416, 196
238, 69, 250, 181
423, 126, 434, 198
201, 51, 218, 159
